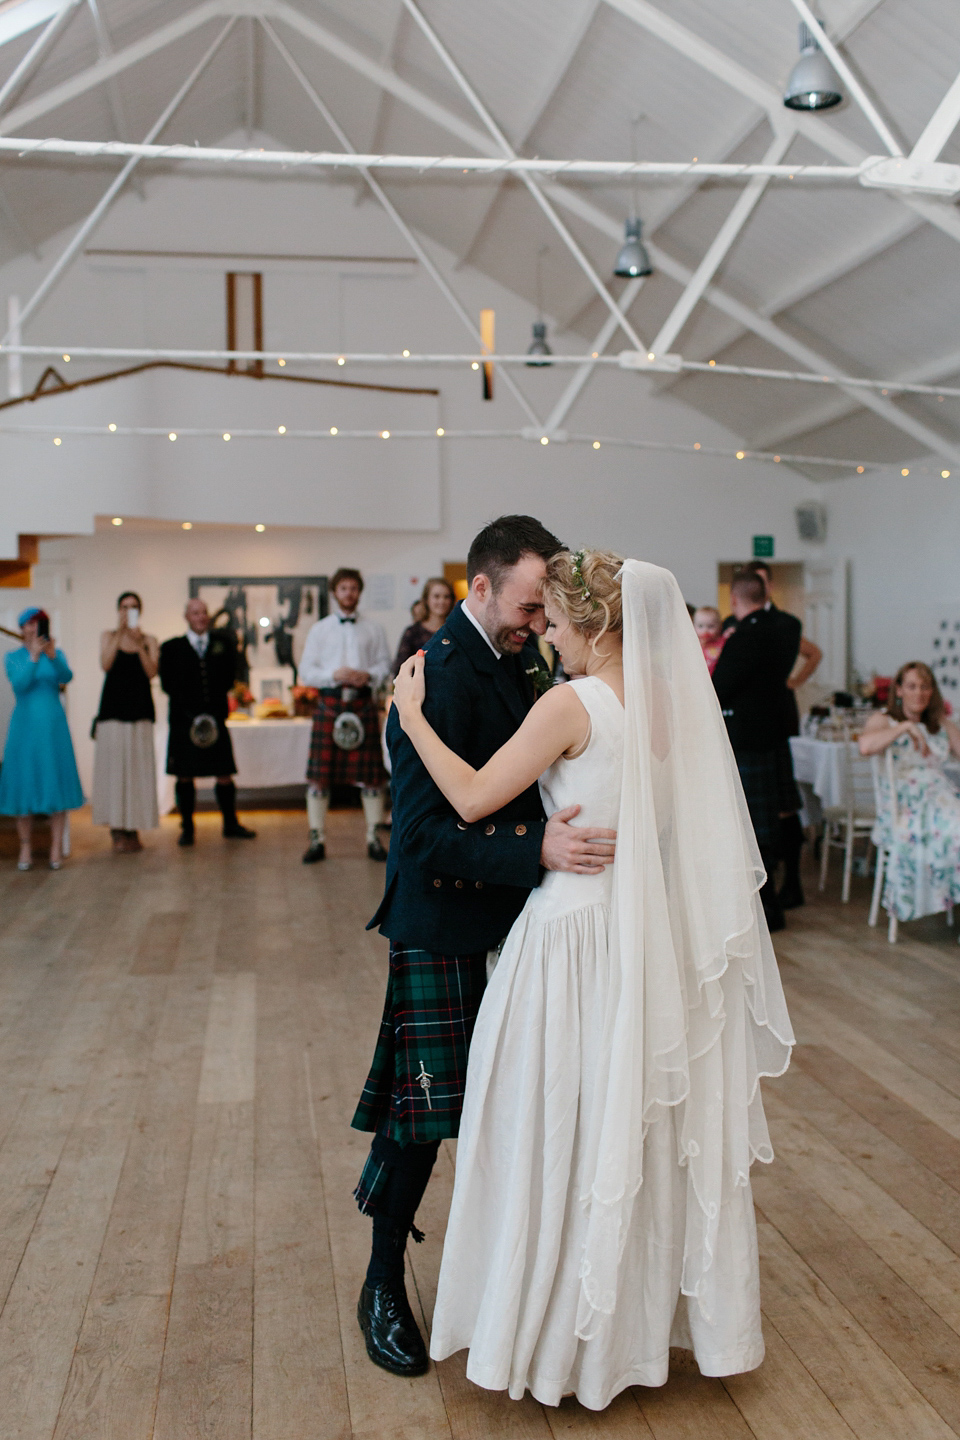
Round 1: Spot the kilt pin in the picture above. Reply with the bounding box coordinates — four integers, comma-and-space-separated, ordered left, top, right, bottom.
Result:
351, 604, 551, 1214
307, 690, 387, 791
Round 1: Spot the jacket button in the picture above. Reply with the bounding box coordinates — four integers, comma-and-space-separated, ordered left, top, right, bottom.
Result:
456, 821, 467, 831
441, 638, 451, 645
515, 824, 527, 836
433, 878, 442, 888
475, 880, 483, 890
484, 824, 495, 836
455, 879, 464, 889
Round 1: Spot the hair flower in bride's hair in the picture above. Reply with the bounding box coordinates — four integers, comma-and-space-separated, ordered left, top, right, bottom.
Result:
572, 549, 598, 608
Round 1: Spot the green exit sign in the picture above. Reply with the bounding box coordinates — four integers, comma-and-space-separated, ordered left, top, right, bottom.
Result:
752, 535, 775, 558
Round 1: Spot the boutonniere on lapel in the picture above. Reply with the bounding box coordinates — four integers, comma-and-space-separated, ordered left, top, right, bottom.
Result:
525, 664, 553, 698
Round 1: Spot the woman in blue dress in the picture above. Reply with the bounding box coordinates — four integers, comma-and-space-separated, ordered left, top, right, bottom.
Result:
0, 607, 84, 870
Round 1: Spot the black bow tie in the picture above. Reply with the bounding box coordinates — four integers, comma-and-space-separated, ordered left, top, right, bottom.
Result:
339, 616, 356, 624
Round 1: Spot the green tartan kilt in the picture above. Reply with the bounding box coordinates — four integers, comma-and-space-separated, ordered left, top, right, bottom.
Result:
351, 941, 488, 1147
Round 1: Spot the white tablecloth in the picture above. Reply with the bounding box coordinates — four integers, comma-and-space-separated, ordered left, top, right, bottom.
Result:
155, 717, 312, 812
788, 736, 848, 810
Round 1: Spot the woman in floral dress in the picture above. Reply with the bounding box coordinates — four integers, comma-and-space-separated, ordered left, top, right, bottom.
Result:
859, 662, 960, 921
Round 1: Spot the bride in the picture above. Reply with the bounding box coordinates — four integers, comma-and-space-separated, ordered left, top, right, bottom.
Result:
391, 551, 794, 1411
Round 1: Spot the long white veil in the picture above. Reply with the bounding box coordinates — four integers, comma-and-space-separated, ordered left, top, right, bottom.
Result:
575, 560, 794, 1340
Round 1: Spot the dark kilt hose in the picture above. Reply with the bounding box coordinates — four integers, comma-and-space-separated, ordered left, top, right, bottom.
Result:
307, 687, 387, 790
352, 605, 550, 1221
735, 742, 802, 851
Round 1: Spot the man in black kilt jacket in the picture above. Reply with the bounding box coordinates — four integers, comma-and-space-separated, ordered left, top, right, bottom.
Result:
712, 572, 801, 932
351, 517, 617, 1379
159, 597, 256, 845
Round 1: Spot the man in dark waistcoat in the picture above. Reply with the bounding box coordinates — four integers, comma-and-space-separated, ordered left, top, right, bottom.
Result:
713, 572, 800, 932
351, 516, 617, 1379
159, 598, 256, 846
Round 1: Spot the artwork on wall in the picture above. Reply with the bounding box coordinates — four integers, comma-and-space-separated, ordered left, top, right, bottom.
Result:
931, 612, 960, 695
189, 575, 328, 701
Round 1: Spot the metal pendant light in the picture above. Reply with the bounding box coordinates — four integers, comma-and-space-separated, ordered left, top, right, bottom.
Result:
613, 116, 653, 280
526, 321, 552, 366
784, 22, 842, 111
526, 247, 553, 366
613, 218, 652, 278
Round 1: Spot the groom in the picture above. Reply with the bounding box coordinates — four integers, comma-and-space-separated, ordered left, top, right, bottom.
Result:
351, 515, 617, 1378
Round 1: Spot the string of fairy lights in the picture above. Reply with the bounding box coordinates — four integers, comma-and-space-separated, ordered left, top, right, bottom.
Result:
4, 420, 953, 482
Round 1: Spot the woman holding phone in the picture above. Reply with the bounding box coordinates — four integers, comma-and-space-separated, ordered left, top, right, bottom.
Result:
0, 606, 84, 869
93, 591, 159, 852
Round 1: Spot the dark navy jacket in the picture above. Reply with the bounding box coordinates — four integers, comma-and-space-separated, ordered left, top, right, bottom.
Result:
367, 603, 547, 954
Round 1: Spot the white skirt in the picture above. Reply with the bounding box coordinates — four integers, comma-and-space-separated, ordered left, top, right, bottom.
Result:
92, 719, 159, 830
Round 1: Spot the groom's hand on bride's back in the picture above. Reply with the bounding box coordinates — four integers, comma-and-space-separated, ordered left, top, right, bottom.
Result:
541, 805, 616, 875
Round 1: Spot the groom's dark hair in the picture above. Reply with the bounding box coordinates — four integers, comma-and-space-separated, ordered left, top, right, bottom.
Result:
467, 515, 564, 593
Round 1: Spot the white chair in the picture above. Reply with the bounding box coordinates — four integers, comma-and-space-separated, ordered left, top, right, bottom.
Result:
868, 749, 899, 943
818, 741, 876, 902
868, 746, 957, 944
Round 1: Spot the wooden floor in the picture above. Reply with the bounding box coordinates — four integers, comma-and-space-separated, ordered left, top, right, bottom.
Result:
0, 809, 959, 1439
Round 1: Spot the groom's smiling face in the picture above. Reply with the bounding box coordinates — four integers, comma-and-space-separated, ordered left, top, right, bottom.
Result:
471, 553, 548, 655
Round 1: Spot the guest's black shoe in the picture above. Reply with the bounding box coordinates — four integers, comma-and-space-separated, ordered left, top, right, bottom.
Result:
367, 838, 388, 862
302, 839, 326, 864
223, 823, 257, 839
357, 1281, 428, 1377
178, 829, 195, 847
778, 881, 805, 910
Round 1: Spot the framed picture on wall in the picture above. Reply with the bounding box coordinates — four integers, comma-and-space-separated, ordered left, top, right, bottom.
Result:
188, 575, 328, 699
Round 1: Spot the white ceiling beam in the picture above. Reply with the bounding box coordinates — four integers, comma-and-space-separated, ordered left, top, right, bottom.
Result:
455, 0, 600, 269
649, 206, 922, 395
910, 67, 960, 164
265, 0, 496, 155
259, 16, 542, 429
243, 14, 256, 140
537, 179, 960, 465
649, 130, 792, 357
85, 0, 145, 198
0, 18, 236, 346
751, 343, 960, 449
543, 276, 645, 433
0, 0, 226, 136
0, 0, 82, 117
398, 0, 647, 353
785, 0, 902, 156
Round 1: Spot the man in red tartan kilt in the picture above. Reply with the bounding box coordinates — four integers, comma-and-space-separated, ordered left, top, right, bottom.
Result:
298, 568, 391, 861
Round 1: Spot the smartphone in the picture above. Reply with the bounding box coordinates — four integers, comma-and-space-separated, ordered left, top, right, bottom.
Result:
36, 613, 49, 639
126, 607, 140, 629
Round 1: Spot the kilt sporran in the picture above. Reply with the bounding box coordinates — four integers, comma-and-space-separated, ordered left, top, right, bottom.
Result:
307, 689, 386, 790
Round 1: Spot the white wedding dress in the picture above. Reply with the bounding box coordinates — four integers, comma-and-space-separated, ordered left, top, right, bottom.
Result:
430, 642, 793, 1409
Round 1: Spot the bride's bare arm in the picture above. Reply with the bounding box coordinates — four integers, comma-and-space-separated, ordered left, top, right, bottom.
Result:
394, 652, 589, 823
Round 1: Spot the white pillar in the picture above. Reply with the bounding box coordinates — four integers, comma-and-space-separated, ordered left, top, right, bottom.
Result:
6, 295, 21, 397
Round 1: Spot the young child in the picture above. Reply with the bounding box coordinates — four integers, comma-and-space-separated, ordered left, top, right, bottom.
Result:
694, 605, 727, 674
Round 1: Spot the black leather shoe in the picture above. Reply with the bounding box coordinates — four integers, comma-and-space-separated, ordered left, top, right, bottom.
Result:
223, 824, 257, 839
302, 840, 326, 864
178, 829, 195, 847
357, 1281, 428, 1377
367, 838, 388, 861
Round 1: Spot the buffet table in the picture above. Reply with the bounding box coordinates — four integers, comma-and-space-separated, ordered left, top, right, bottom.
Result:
154, 716, 313, 812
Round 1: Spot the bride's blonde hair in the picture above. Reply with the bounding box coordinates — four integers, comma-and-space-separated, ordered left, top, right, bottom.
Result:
542, 549, 624, 648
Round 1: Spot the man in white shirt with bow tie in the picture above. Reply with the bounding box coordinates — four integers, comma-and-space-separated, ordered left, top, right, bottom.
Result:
299, 568, 391, 862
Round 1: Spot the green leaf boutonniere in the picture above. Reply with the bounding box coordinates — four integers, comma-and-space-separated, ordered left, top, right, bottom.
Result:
525, 664, 553, 698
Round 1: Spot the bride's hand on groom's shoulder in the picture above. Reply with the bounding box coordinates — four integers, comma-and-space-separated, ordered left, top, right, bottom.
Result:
393, 651, 427, 730
541, 805, 616, 875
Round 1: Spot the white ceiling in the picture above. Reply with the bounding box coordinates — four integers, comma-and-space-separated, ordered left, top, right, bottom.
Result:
1, 0, 960, 474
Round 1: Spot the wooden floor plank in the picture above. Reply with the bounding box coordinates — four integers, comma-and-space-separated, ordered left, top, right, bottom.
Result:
753, 1164, 960, 1432
764, 1094, 960, 1334
755, 1219, 956, 1440
0, 976, 161, 1440
252, 977, 351, 1440
2, 814, 960, 1437
51, 949, 211, 1440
